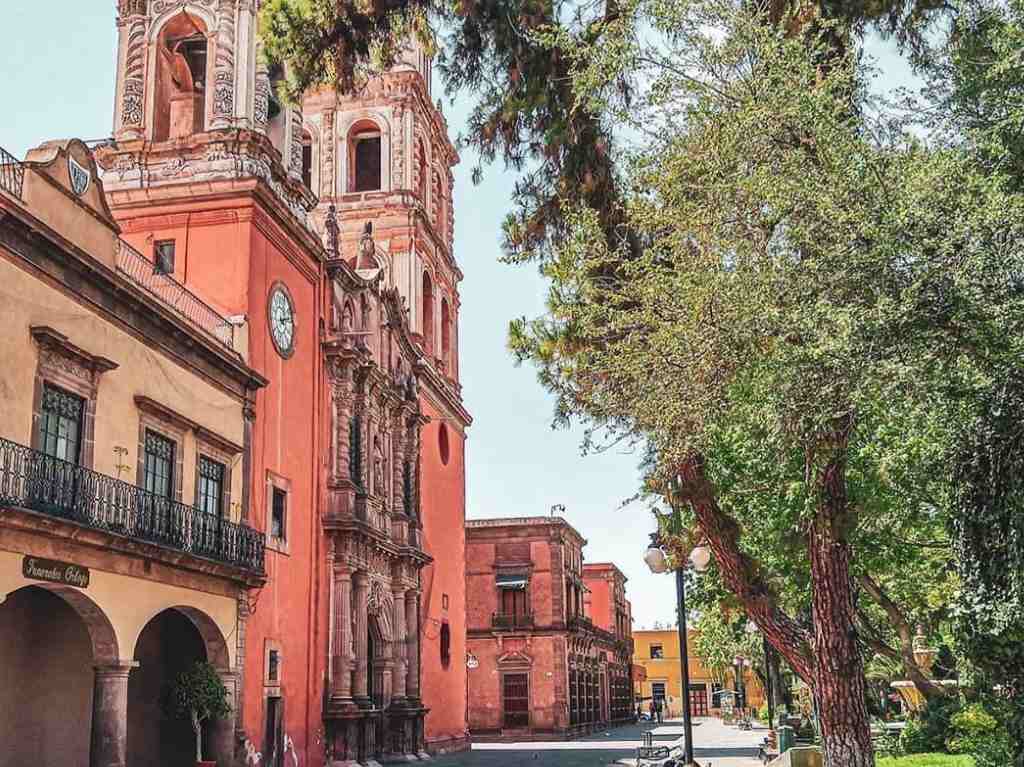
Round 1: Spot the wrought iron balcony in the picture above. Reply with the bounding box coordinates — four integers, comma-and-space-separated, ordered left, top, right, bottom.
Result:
492, 612, 535, 631
0, 146, 24, 200
0, 437, 264, 574
116, 241, 236, 351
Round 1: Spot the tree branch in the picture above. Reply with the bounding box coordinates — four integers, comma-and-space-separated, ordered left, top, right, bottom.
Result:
675, 453, 815, 684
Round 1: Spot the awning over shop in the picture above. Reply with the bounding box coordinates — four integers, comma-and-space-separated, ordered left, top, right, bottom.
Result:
496, 574, 527, 590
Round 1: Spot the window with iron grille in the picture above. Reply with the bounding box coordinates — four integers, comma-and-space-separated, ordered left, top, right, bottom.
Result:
154, 240, 175, 274
271, 487, 286, 540
197, 455, 225, 516
143, 430, 175, 498
268, 649, 280, 682
38, 384, 84, 463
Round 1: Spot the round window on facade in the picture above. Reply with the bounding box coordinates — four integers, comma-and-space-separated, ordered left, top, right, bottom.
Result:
438, 423, 450, 466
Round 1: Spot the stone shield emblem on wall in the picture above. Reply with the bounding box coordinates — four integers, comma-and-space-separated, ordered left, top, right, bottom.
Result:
69, 155, 91, 197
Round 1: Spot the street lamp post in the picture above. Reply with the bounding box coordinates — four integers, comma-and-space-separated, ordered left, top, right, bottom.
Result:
644, 530, 710, 767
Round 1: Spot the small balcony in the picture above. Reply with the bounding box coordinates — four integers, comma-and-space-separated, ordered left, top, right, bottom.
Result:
116, 241, 236, 351
0, 146, 24, 199
492, 612, 535, 631
0, 437, 264, 574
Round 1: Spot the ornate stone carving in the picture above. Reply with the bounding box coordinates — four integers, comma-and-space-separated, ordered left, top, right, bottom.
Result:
119, 15, 147, 132
152, 0, 214, 13
289, 107, 304, 180
321, 109, 335, 198
254, 59, 270, 133
212, 0, 236, 121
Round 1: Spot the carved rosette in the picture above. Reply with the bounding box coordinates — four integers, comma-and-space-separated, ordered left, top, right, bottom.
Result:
212, 0, 236, 125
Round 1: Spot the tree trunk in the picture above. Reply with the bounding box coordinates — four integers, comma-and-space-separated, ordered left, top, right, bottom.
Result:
192, 710, 202, 763
810, 456, 874, 767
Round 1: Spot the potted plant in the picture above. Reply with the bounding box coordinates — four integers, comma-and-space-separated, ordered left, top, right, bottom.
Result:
162, 660, 231, 767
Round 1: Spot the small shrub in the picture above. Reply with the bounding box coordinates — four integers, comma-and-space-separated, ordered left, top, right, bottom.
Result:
901, 696, 962, 754
947, 703, 1013, 767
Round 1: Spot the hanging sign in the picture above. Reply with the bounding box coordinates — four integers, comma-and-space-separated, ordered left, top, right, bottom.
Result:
22, 556, 90, 588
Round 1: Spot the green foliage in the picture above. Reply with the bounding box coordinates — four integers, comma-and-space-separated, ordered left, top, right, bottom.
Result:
900, 698, 960, 754
876, 755, 975, 767
162, 661, 231, 733
947, 702, 1015, 767
900, 696, 963, 755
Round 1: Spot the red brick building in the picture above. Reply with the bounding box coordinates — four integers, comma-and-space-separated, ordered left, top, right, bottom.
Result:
465, 517, 635, 739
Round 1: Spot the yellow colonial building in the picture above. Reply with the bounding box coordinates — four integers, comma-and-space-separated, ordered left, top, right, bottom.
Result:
0, 140, 267, 767
633, 628, 765, 718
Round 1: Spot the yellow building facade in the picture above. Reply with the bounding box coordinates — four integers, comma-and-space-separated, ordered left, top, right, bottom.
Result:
0, 139, 267, 767
633, 628, 765, 718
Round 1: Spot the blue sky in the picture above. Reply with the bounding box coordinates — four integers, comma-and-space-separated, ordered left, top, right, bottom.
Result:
2, 6, 917, 629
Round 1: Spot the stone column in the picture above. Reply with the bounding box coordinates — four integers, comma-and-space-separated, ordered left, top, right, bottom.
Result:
391, 587, 407, 701
211, 670, 239, 765
405, 592, 420, 700
353, 572, 370, 705
288, 105, 305, 182
332, 566, 354, 701
90, 662, 135, 767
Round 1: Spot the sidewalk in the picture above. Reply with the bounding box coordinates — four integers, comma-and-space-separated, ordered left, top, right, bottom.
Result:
430, 718, 765, 767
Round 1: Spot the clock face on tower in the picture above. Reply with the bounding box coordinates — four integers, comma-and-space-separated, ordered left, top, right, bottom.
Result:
268, 284, 295, 358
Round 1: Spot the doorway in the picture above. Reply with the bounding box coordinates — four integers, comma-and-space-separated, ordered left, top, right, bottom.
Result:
502, 673, 529, 729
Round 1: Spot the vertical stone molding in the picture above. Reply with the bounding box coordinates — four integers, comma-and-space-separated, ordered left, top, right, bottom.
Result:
90, 662, 136, 767
253, 44, 270, 134
321, 108, 336, 198
288, 106, 304, 181
332, 566, 354, 700
211, 0, 237, 128
392, 587, 407, 700
405, 592, 420, 700
115, 1, 148, 140
353, 572, 370, 703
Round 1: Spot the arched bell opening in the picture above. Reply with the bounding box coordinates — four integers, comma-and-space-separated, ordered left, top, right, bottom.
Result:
152, 12, 211, 141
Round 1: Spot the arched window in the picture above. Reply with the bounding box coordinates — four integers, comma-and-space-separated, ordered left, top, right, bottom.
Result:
440, 297, 451, 369
153, 13, 209, 141
301, 130, 314, 190
422, 271, 434, 355
350, 123, 382, 192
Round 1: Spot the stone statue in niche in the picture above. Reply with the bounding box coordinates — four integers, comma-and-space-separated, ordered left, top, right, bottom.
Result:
341, 302, 354, 333
373, 435, 386, 497
357, 221, 377, 271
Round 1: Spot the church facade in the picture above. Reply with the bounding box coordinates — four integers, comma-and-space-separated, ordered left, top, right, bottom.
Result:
0, 1, 465, 765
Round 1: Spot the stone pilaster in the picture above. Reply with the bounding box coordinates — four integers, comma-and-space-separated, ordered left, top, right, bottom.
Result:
212, 670, 239, 765
405, 591, 419, 700
391, 587, 407, 701
211, 0, 237, 128
114, 1, 147, 140
90, 662, 136, 767
288, 105, 304, 182
353, 572, 370, 705
331, 565, 354, 701
253, 43, 270, 135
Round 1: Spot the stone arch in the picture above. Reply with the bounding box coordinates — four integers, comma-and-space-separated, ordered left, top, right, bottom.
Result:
164, 604, 231, 669
7, 583, 120, 663
421, 268, 435, 355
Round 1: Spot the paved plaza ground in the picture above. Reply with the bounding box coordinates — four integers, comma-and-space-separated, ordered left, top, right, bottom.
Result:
429, 718, 766, 767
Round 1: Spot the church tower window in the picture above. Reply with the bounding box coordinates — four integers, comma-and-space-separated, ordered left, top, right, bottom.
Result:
422, 271, 435, 355
350, 125, 382, 192
301, 131, 314, 190
153, 13, 209, 142
440, 297, 451, 370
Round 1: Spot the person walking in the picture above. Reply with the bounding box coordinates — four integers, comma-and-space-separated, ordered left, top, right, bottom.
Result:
655, 697, 664, 724
648, 700, 656, 723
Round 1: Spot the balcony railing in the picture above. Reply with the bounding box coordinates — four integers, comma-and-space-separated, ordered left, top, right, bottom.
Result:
492, 612, 535, 631
116, 241, 235, 351
0, 146, 24, 199
0, 437, 264, 573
